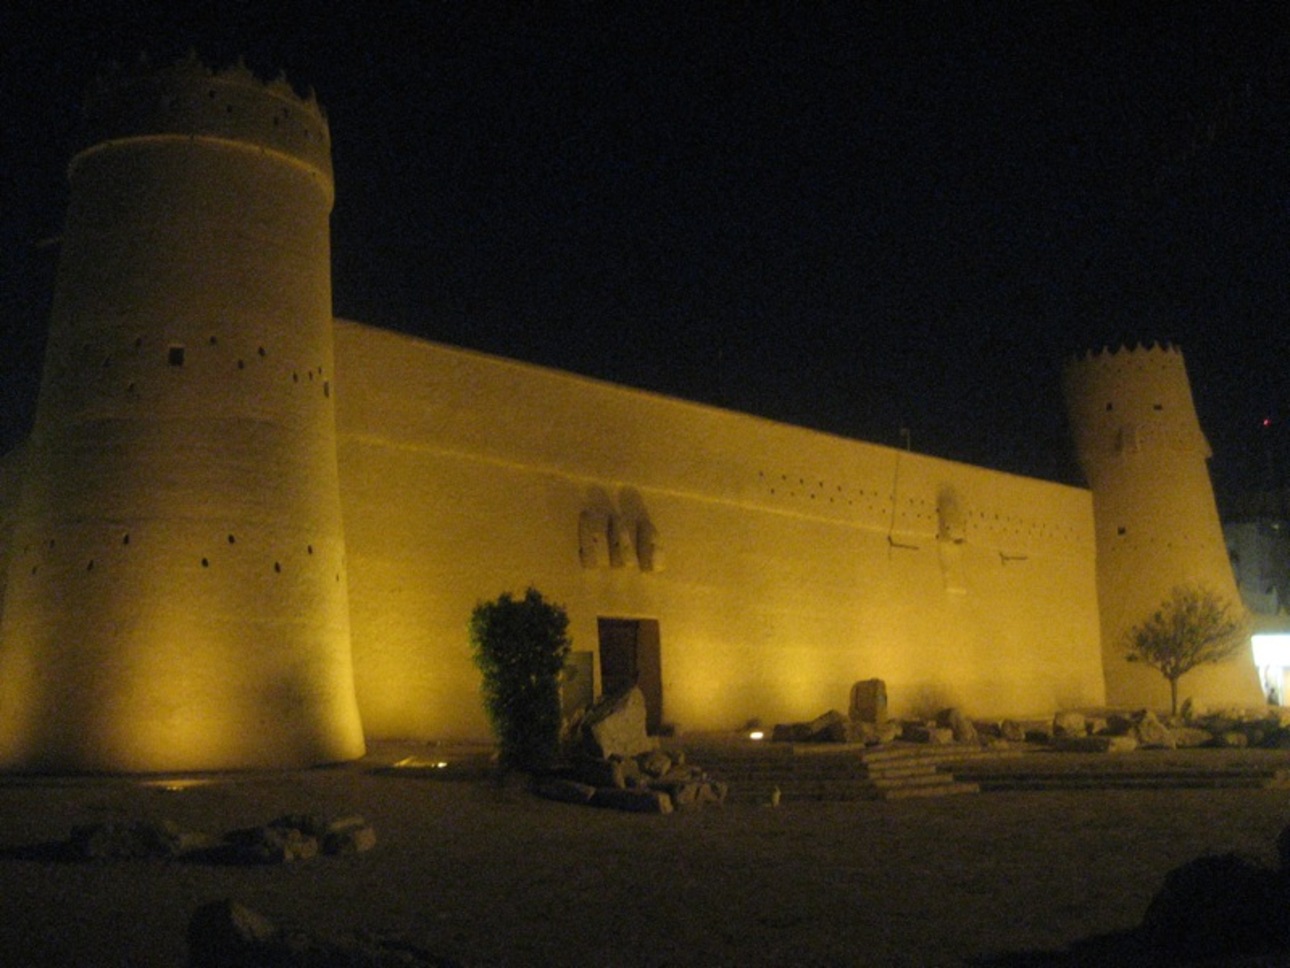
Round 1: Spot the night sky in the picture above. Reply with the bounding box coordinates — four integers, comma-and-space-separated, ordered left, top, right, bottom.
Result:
4, 3, 1289, 504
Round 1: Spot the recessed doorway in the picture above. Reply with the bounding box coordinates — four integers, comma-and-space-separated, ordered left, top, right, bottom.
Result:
597, 617, 662, 733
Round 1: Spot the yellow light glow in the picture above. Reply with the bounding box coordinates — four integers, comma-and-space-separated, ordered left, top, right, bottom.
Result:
392, 756, 449, 769
139, 777, 218, 791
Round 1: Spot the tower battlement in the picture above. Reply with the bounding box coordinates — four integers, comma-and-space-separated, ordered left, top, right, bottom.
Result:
1060, 340, 1261, 710
1062, 341, 1210, 457
75, 53, 332, 194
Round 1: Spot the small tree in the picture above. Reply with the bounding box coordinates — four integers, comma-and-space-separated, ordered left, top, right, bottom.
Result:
1125, 583, 1249, 715
469, 587, 572, 772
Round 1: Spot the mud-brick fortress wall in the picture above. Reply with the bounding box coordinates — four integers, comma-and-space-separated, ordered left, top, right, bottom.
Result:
334, 322, 1107, 740
0, 59, 365, 771
1064, 345, 1263, 711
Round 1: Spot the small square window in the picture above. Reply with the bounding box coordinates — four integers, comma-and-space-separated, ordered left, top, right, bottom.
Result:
168, 345, 185, 366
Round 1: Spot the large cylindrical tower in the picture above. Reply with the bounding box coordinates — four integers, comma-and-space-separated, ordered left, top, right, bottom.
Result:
1063, 343, 1262, 711
0, 57, 365, 770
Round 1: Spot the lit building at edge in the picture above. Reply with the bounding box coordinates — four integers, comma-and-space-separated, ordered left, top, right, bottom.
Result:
0, 59, 1265, 771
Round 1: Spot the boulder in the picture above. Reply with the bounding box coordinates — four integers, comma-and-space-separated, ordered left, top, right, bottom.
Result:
852, 721, 900, 745
574, 757, 626, 789
1133, 711, 1176, 749
637, 749, 673, 778
1052, 711, 1087, 737
771, 722, 811, 742
68, 819, 201, 861
849, 679, 888, 724
581, 687, 655, 760
1103, 714, 1134, 736
804, 710, 849, 743
935, 708, 979, 745
902, 724, 954, 745
1051, 734, 1138, 753
591, 787, 674, 814
188, 899, 280, 968
1023, 720, 1054, 743
321, 816, 377, 855
999, 720, 1027, 743
225, 824, 319, 864
533, 778, 597, 805
1171, 726, 1215, 748
188, 899, 448, 968
1214, 730, 1250, 749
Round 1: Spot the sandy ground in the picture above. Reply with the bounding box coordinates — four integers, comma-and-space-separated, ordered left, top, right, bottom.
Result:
2, 742, 1290, 967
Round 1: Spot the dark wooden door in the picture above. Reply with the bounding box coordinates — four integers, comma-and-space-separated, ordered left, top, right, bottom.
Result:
597, 618, 662, 733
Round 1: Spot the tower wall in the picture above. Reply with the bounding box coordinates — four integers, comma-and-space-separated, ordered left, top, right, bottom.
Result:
0, 58, 364, 770
1063, 344, 1263, 711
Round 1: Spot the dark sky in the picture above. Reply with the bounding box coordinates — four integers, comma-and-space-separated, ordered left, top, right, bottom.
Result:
4, 2, 1290, 503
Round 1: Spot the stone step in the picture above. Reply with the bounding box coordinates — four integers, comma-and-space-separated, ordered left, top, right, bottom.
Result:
972, 777, 1280, 789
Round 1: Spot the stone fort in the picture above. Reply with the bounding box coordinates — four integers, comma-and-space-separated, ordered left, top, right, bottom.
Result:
0, 59, 1263, 771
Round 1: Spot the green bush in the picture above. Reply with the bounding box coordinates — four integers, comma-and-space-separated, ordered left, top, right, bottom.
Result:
469, 587, 572, 771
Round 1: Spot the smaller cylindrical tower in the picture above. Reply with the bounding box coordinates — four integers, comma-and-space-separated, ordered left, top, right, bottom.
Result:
1063, 343, 1262, 711
0, 56, 365, 770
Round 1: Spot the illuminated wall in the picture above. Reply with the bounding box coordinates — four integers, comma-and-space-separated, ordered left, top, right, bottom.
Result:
1, 61, 1268, 769
0, 59, 365, 771
335, 323, 1106, 739
1064, 344, 1263, 711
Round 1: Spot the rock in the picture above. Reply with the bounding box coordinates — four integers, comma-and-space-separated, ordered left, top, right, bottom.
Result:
581, 687, 655, 760
1023, 720, 1054, 743
533, 778, 597, 804
902, 725, 954, 745
1140, 853, 1286, 959
935, 708, 979, 744
1103, 714, 1134, 736
68, 819, 201, 860
591, 787, 674, 814
225, 824, 319, 864
574, 757, 626, 789
699, 781, 728, 805
188, 899, 451, 967
268, 813, 330, 839
849, 679, 888, 724
637, 749, 673, 778
1052, 711, 1087, 737
804, 710, 849, 743
1170, 726, 1215, 748
851, 721, 900, 745
771, 722, 811, 742
188, 899, 281, 968
1133, 711, 1176, 749
1215, 730, 1250, 749
654, 781, 703, 809
1051, 734, 1138, 753
999, 720, 1027, 743
322, 816, 377, 855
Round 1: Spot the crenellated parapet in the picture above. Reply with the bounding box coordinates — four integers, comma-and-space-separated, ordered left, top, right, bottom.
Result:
75, 53, 332, 199
1062, 341, 1210, 459
1061, 340, 1262, 710
0, 57, 362, 771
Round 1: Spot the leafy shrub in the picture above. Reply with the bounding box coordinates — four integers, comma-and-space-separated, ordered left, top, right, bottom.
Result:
1125, 583, 1248, 715
469, 587, 572, 771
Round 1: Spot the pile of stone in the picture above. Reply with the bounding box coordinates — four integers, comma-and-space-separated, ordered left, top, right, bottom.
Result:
67, 813, 375, 864
188, 898, 455, 968
770, 708, 900, 745
1011, 706, 1290, 753
766, 676, 1290, 755
535, 687, 727, 813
